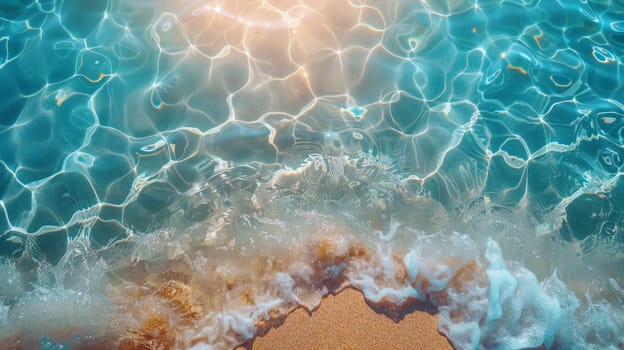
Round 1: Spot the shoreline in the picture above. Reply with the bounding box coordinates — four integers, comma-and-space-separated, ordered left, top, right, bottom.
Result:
240, 288, 454, 350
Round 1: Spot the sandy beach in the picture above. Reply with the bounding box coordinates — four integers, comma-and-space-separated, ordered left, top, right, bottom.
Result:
244, 288, 453, 350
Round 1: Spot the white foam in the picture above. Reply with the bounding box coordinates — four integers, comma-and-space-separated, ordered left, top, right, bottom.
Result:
2, 155, 623, 349
3, 287, 113, 348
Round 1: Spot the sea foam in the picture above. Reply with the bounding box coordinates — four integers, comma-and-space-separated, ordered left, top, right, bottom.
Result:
0, 155, 622, 349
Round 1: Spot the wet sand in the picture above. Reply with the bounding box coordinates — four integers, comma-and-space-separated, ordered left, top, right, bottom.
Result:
246, 288, 454, 350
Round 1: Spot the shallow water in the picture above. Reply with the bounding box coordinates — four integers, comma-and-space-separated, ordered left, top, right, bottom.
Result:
1, 0, 624, 349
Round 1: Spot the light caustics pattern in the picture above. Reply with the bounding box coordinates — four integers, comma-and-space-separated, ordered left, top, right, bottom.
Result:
1, 0, 624, 348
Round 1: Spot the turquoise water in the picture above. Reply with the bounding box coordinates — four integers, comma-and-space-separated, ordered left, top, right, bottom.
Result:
1, 0, 624, 348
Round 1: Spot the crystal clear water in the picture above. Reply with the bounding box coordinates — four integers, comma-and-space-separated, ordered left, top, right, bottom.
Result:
1, 0, 624, 349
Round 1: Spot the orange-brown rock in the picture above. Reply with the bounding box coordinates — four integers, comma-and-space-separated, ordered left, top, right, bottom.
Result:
120, 313, 173, 350
348, 242, 367, 258
155, 280, 202, 320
